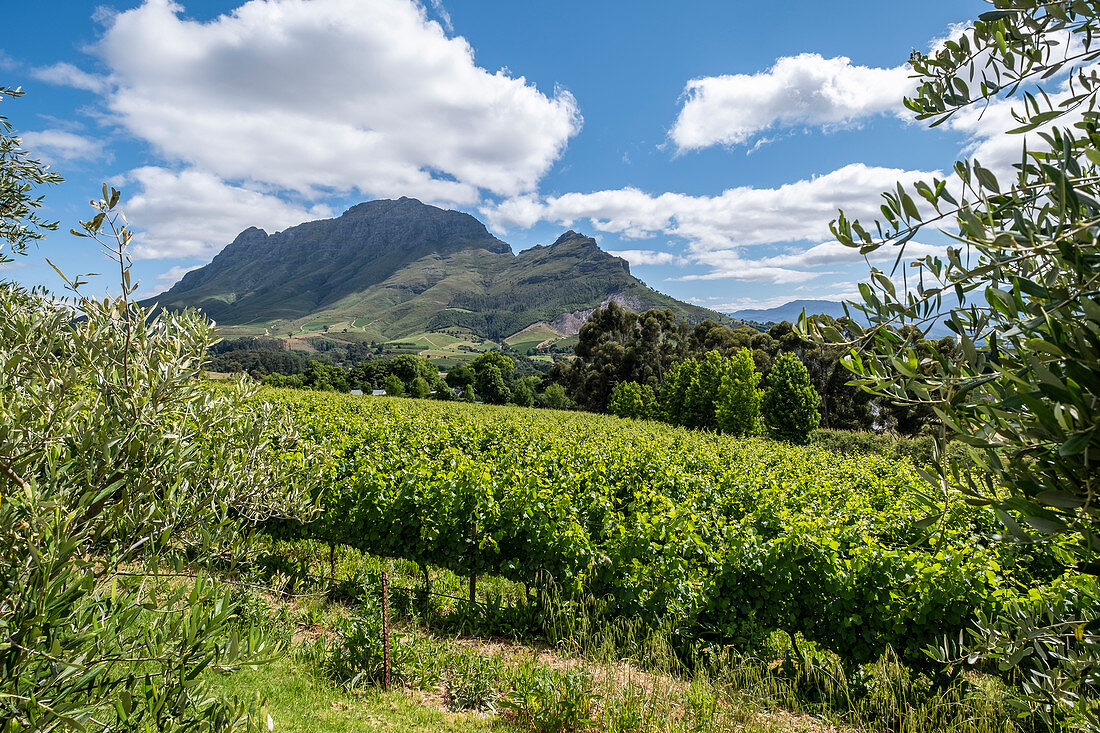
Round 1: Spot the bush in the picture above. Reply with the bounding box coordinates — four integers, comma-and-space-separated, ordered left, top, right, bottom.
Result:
607, 381, 655, 420
382, 373, 405, 396
409, 375, 431, 398
715, 347, 761, 436
500, 665, 599, 732
314, 616, 410, 689
1, 186, 314, 729
762, 352, 819, 444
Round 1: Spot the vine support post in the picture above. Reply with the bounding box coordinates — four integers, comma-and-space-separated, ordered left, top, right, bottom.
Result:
381, 571, 391, 692
469, 519, 477, 606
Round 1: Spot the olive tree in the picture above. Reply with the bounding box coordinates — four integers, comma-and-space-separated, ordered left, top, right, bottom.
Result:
800, 2, 1100, 725
1, 89, 316, 729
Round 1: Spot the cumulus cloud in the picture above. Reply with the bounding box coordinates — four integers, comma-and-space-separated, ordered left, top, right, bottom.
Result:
138, 263, 203, 298
484, 163, 945, 284
427, 0, 453, 33
485, 163, 938, 251
18, 129, 101, 163
30, 62, 108, 93
95, 0, 580, 205
669, 53, 910, 151
123, 167, 333, 260
605, 249, 688, 266
671, 240, 947, 284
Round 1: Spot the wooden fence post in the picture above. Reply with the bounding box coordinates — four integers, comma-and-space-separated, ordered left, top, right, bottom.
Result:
381, 571, 391, 691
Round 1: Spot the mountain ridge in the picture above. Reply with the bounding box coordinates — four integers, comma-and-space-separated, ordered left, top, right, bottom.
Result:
145, 198, 731, 342
725, 299, 847, 324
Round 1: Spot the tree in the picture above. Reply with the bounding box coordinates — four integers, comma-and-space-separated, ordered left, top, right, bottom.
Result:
303, 360, 349, 392
409, 375, 431, 399
433, 380, 457, 401
446, 363, 475, 390
715, 348, 761, 436
761, 352, 819, 444
541, 382, 570, 410
469, 350, 515, 379
476, 363, 511, 405
1, 181, 314, 728
800, 4, 1100, 724
382, 373, 405, 397
0, 87, 60, 262
510, 378, 536, 407
607, 381, 656, 420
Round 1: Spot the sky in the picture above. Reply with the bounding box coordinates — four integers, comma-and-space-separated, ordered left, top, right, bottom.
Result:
0, 0, 1004, 313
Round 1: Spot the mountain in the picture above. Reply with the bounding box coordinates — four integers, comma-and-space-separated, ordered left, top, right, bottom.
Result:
727, 298, 956, 338
146, 198, 730, 342
726, 299, 848, 324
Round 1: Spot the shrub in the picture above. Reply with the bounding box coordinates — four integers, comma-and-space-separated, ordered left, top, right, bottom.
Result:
1, 185, 314, 729
762, 352, 820, 444
382, 373, 405, 396
715, 347, 761, 436
607, 381, 655, 420
409, 375, 431, 398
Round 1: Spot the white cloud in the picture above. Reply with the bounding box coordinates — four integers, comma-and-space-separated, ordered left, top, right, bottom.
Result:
669, 53, 910, 151
485, 163, 939, 251
30, 62, 108, 93
605, 249, 688, 266
427, 0, 453, 33
757, 240, 946, 269
483, 163, 945, 285
670, 240, 947, 285
138, 263, 203, 298
95, 0, 580, 205
18, 129, 101, 163
123, 167, 333, 260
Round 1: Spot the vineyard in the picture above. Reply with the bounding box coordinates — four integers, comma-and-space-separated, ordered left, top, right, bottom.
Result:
264, 389, 1091, 668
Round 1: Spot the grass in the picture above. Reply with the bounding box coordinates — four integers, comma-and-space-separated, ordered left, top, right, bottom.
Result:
198, 536, 1047, 733
210, 657, 515, 732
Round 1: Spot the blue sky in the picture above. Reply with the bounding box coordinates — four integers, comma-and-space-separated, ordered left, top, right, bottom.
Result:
1, 0, 998, 312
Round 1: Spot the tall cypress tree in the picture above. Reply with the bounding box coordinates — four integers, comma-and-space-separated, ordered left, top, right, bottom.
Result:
715, 348, 761, 436
762, 352, 819, 444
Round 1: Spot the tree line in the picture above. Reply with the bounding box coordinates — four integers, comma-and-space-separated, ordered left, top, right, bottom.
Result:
557, 301, 956, 438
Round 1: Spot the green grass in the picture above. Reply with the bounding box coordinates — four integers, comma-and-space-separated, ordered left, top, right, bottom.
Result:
203, 535, 1037, 733
209, 658, 515, 733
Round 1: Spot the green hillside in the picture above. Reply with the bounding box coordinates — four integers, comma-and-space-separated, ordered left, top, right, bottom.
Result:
145, 199, 731, 343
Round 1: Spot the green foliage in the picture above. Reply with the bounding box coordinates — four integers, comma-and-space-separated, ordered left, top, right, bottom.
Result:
1, 187, 314, 730
0, 86, 60, 262
260, 390, 1081, 676
810, 428, 945, 467
433, 380, 457, 401
762, 352, 820, 444
469, 350, 515, 378
382, 373, 406, 397
510, 378, 536, 408
475, 364, 510, 405
714, 348, 761, 436
607, 381, 655, 420
304, 359, 350, 392
351, 354, 437, 392
409, 376, 431, 399
499, 665, 599, 733
801, 3, 1100, 724
569, 306, 930, 435
446, 363, 475, 389
540, 382, 571, 410
312, 615, 411, 689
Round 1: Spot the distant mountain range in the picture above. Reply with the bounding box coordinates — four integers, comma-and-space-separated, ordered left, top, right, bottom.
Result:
725, 299, 848, 324
145, 198, 731, 343
727, 298, 956, 339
